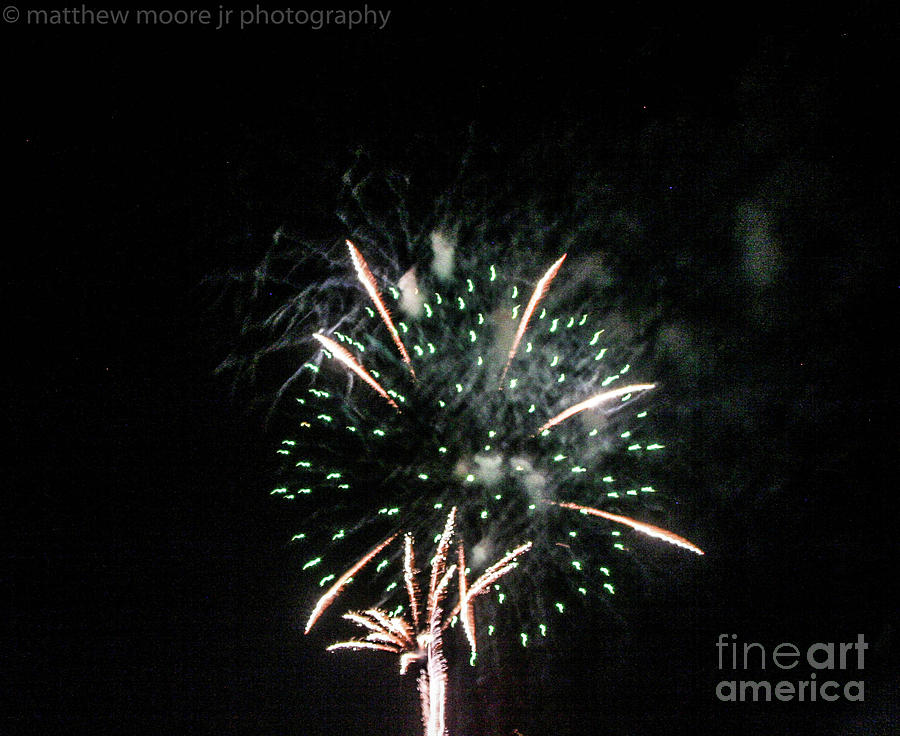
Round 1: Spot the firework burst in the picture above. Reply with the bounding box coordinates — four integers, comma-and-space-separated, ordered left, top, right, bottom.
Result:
269, 234, 702, 650
313, 507, 532, 736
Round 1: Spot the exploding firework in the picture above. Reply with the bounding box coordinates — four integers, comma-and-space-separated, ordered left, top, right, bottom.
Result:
311, 507, 532, 736
261, 231, 703, 650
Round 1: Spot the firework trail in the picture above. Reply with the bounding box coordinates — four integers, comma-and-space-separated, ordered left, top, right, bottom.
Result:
304, 531, 398, 634
271, 232, 703, 653
316, 507, 532, 736
499, 253, 567, 388
549, 501, 704, 555
347, 240, 416, 378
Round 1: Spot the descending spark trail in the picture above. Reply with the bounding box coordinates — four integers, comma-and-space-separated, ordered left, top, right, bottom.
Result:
549, 501, 704, 555
499, 253, 567, 388
534, 383, 657, 435
450, 541, 533, 655
429, 508, 457, 613
405, 533, 422, 631
347, 239, 416, 377
304, 532, 399, 633
312, 332, 400, 411
456, 544, 475, 655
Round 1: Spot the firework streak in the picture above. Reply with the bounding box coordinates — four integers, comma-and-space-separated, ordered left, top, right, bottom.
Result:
549, 501, 704, 555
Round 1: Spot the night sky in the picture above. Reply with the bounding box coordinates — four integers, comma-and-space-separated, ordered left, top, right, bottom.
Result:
5, 4, 899, 735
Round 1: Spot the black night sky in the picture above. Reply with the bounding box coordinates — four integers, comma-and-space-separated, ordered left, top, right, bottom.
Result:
5, 4, 899, 735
